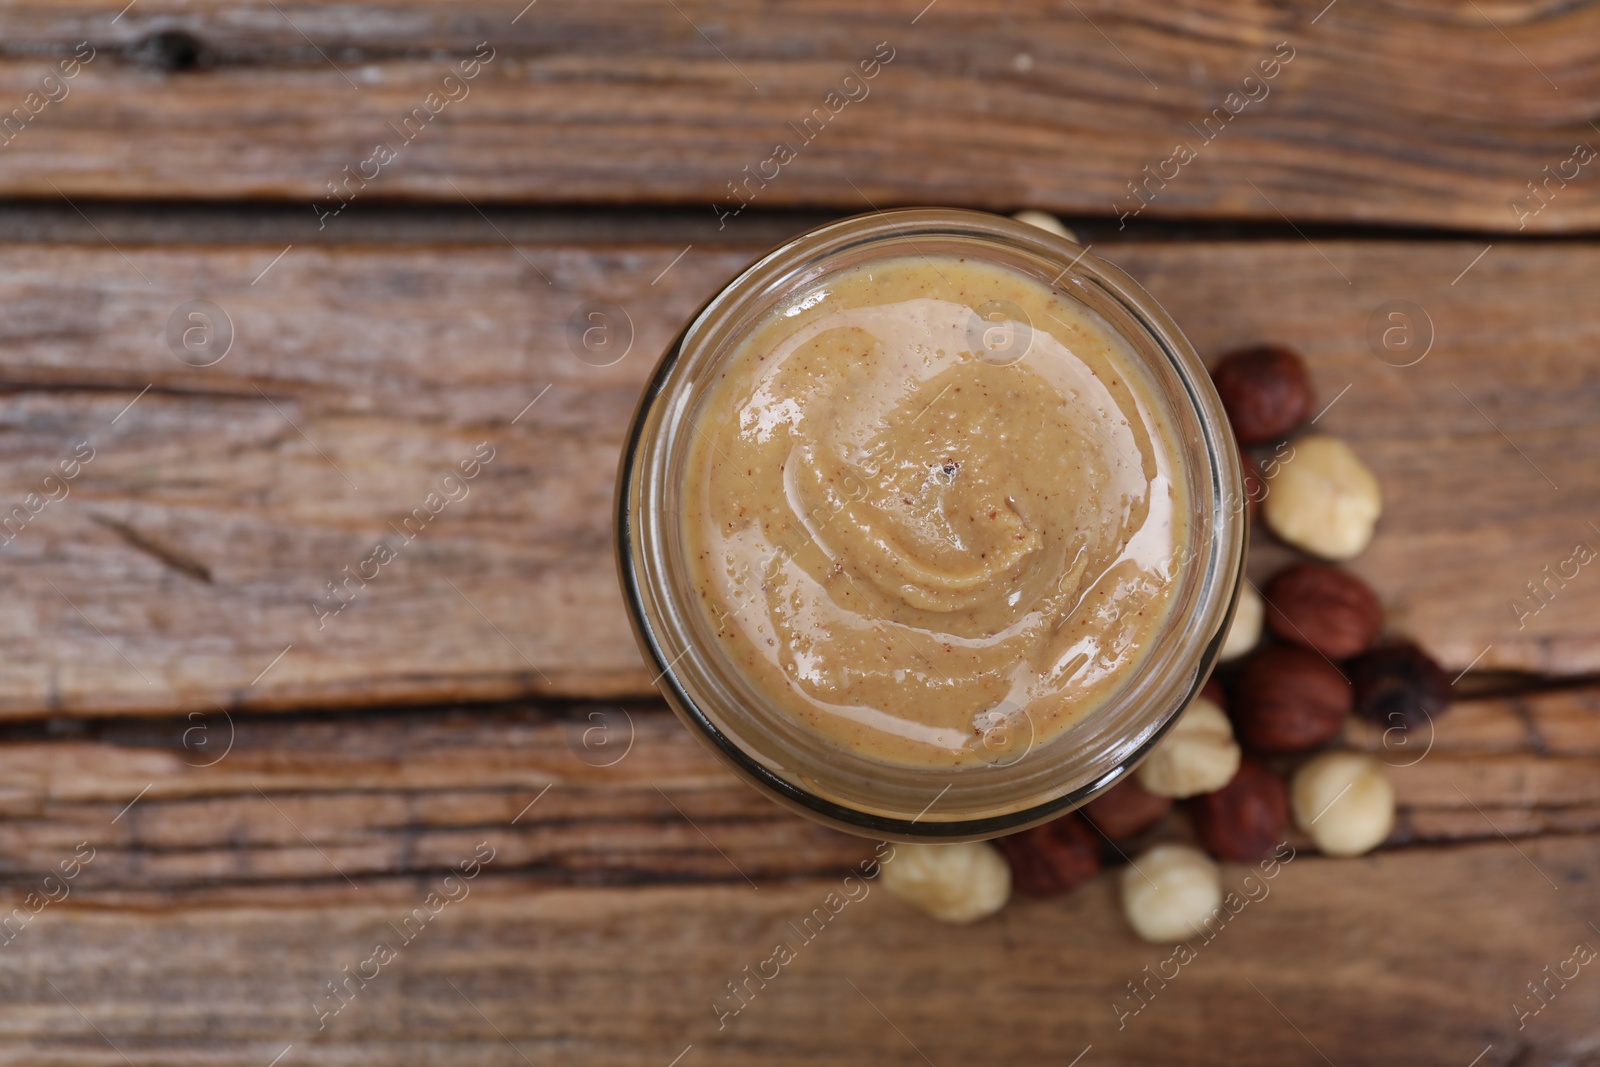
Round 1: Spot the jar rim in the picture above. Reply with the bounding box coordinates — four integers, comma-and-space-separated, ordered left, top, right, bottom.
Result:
615, 207, 1245, 841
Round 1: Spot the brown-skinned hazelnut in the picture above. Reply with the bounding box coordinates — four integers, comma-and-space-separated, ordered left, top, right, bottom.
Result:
1188, 757, 1289, 863
994, 813, 1103, 898
1348, 641, 1453, 731
1211, 345, 1314, 445
1242, 449, 1266, 521
1263, 563, 1384, 660
1232, 646, 1352, 752
1083, 777, 1172, 840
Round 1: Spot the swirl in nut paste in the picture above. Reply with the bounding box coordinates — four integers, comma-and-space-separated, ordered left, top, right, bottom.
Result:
684, 255, 1186, 768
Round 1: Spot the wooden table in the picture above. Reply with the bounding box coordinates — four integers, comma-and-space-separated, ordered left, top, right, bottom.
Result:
2, 2, 1598, 1063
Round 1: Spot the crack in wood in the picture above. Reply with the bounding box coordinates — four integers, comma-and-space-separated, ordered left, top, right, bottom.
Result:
0, 377, 290, 403
88, 514, 213, 584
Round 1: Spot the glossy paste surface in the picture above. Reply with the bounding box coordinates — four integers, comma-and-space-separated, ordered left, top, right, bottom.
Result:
683, 254, 1187, 768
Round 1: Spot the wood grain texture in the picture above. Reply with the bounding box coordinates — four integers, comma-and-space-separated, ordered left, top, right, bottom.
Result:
0, 838, 1590, 1066
0, 0, 1598, 229
0, 687, 1582, 899
0, 702, 868, 896
0, 235, 1596, 716
0, 5, 1590, 1061
0, 240, 715, 716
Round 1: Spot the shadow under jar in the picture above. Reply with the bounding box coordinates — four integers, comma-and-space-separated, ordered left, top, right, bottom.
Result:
617, 208, 1244, 841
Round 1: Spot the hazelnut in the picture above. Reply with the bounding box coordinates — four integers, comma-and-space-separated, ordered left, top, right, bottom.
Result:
1012, 209, 1080, 243
879, 842, 1011, 923
995, 813, 1102, 897
1082, 777, 1172, 840
1242, 448, 1266, 520
1262, 434, 1382, 560
1136, 697, 1241, 798
1291, 751, 1395, 857
1121, 843, 1222, 943
1263, 563, 1383, 660
1211, 345, 1313, 445
1188, 757, 1289, 863
1233, 646, 1352, 753
1218, 581, 1263, 663
1348, 641, 1453, 731
1201, 677, 1227, 710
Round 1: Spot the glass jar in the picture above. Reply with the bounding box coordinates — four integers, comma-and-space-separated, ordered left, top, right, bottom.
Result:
616, 208, 1244, 841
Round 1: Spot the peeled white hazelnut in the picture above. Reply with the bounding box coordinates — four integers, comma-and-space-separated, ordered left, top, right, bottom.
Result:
880, 841, 1011, 923
1218, 581, 1263, 662
1136, 696, 1241, 799
1262, 434, 1382, 560
1121, 843, 1222, 943
1291, 750, 1395, 857
1012, 209, 1080, 243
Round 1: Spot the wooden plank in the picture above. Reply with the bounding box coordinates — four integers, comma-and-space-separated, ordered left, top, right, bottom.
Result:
0, 239, 709, 716
0, 235, 1595, 716
0, 702, 869, 895
0, 1, 1597, 229
0, 837, 1589, 1065
0, 687, 1579, 897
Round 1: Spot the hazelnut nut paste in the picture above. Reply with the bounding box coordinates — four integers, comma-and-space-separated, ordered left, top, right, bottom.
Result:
684, 255, 1187, 768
